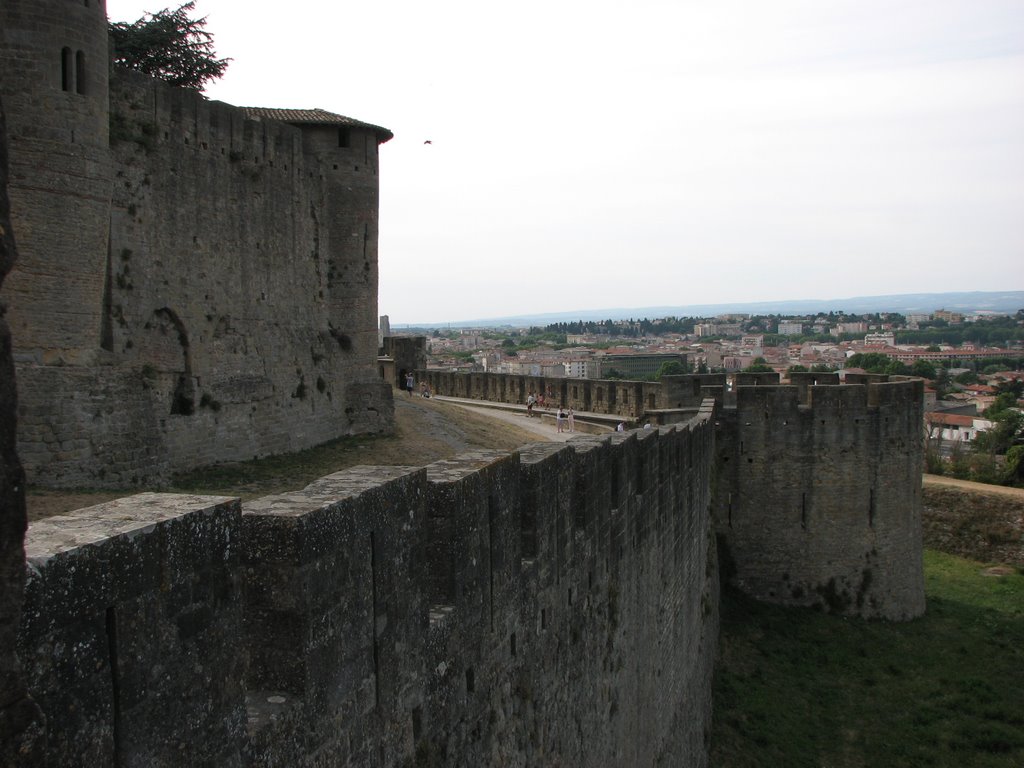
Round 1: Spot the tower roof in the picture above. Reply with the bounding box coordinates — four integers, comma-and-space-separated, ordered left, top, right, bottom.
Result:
240, 107, 393, 142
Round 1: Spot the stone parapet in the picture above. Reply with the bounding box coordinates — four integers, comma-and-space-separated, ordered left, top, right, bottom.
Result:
713, 378, 925, 619
18, 494, 246, 766
16, 410, 719, 766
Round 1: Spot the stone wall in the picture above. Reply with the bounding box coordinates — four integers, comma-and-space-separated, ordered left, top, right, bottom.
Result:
419, 370, 722, 421
2, 0, 394, 488
383, 335, 427, 389
412, 370, 927, 619
16, 409, 719, 766
0, 0, 112, 364
18, 494, 247, 765
1, 93, 45, 768
712, 379, 926, 620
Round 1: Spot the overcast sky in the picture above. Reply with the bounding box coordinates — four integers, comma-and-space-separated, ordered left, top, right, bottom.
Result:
106, 0, 1024, 325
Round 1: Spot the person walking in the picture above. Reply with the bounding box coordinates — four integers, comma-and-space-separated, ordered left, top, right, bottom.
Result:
567, 408, 575, 432
556, 407, 566, 433
526, 392, 535, 417
405, 372, 414, 396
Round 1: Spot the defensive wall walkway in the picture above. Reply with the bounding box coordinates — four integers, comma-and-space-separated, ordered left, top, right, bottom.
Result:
429, 394, 623, 435
16, 405, 720, 766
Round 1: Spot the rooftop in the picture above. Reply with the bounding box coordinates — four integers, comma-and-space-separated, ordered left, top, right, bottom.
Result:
240, 107, 393, 142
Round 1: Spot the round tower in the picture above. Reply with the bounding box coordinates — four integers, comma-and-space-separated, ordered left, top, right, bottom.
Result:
0, 0, 112, 364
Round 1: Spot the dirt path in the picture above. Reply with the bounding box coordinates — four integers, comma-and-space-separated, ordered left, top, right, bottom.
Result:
437, 400, 583, 443
923, 473, 1024, 500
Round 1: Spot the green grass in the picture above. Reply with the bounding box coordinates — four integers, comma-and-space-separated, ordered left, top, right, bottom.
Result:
165, 432, 388, 498
710, 551, 1024, 767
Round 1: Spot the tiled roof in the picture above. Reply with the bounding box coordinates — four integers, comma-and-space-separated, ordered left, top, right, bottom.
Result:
240, 107, 393, 142
925, 412, 975, 427
964, 384, 997, 394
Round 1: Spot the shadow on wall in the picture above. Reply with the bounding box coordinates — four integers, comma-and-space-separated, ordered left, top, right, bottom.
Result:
0, 94, 45, 766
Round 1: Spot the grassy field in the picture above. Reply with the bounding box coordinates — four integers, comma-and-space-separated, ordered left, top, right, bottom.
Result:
710, 550, 1024, 767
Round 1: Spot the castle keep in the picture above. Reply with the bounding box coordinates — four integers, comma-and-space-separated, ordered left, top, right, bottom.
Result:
0, 3, 928, 765
1, 0, 394, 488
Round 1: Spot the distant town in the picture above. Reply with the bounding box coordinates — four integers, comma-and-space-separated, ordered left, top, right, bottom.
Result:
405, 308, 1023, 379
382, 307, 1024, 484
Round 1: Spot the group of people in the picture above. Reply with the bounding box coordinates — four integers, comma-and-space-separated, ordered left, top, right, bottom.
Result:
404, 372, 431, 398
525, 390, 576, 432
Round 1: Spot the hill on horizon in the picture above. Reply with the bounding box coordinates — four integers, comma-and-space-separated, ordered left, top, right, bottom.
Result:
394, 290, 1024, 330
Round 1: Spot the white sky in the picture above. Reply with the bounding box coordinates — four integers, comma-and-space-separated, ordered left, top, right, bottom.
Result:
106, 0, 1024, 325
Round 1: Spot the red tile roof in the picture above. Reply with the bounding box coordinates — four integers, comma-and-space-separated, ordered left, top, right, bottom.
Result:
925, 412, 975, 427
240, 107, 393, 142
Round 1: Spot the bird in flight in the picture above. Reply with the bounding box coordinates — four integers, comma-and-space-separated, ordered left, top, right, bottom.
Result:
423, 140, 433, 144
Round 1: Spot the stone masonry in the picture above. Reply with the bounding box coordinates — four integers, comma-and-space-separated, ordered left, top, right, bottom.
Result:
14, 410, 719, 766
417, 369, 927, 620
1, 0, 394, 489
0, 3, 928, 762
1, 93, 46, 768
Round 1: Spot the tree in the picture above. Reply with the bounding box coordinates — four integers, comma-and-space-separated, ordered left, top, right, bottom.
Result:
975, 394, 1023, 455
655, 361, 688, 379
110, 2, 230, 90
1003, 445, 1024, 485
954, 370, 978, 385
911, 359, 937, 380
846, 352, 889, 371
745, 357, 774, 373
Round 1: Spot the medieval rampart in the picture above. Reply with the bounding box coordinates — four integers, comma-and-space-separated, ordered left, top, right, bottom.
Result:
712, 377, 925, 620
16, 410, 719, 766
1, 0, 393, 488
419, 370, 702, 421
415, 370, 926, 619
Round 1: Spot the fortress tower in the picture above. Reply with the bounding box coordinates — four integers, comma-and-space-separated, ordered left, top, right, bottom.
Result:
0, 4, 396, 487
241, 108, 392, 368
0, 0, 113, 365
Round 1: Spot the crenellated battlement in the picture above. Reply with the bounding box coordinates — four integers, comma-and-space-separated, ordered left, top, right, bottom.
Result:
413, 370, 926, 620
418, 368, 923, 422
18, 411, 720, 766
14, 374, 925, 764
713, 377, 925, 620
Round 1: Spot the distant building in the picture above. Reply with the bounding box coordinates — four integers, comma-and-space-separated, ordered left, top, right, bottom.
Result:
831, 322, 868, 336
863, 332, 895, 347
925, 412, 993, 443
563, 359, 591, 378
778, 321, 803, 336
592, 353, 689, 379
933, 309, 964, 324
